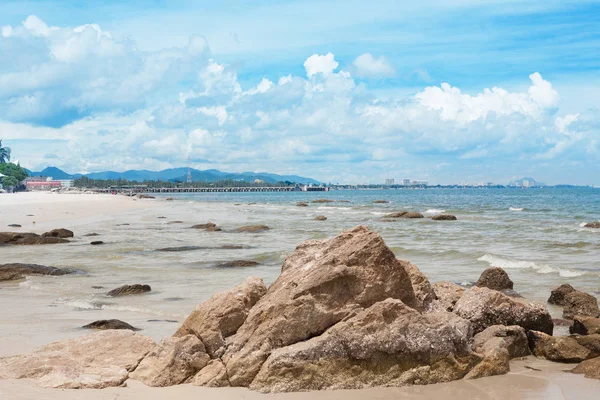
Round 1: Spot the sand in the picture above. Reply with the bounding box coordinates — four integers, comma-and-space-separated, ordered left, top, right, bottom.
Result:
1, 192, 599, 399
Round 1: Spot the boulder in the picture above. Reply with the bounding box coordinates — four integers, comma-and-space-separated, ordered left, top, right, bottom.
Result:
0, 330, 154, 388
584, 222, 600, 228
430, 282, 465, 312
472, 325, 530, 358
296, 202, 309, 207
223, 226, 423, 387
174, 277, 267, 358
571, 334, 600, 358
563, 291, 600, 319
548, 284, 576, 305
249, 299, 482, 392
234, 225, 270, 233
453, 286, 553, 335
0, 263, 75, 282
385, 211, 408, 218
90, 241, 104, 245
192, 360, 230, 387
571, 356, 600, 379
527, 330, 590, 363
166, 197, 174, 201
82, 319, 139, 331
570, 316, 600, 335
404, 262, 436, 310
215, 260, 260, 268
42, 228, 74, 238
475, 267, 514, 291
191, 222, 221, 232
404, 212, 424, 219
314, 215, 327, 221
129, 335, 210, 387
107, 284, 151, 297
463, 348, 510, 380
431, 214, 457, 221
0, 232, 69, 245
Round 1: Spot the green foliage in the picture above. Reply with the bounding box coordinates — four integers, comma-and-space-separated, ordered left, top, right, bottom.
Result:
74, 176, 298, 189
1, 175, 18, 187
0, 162, 28, 188
0, 139, 11, 163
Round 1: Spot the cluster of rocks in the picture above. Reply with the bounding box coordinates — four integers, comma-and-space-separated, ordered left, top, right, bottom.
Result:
0, 263, 77, 282
4, 226, 598, 392
0, 228, 73, 245
381, 211, 458, 221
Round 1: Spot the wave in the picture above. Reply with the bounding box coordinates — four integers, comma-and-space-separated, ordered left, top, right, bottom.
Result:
478, 254, 584, 277
425, 209, 446, 214
509, 207, 524, 211
55, 298, 186, 317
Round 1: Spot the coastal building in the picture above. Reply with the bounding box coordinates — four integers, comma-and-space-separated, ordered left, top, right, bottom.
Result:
385, 179, 394, 185
402, 179, 411, 186
25, 176, 73, 191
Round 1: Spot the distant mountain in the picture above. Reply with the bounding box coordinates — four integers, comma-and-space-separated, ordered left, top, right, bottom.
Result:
508, 177, 546, 187
28, 167, 320, 185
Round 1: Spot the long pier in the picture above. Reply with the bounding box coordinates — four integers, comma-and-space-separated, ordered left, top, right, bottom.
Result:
91, 186, 325, 194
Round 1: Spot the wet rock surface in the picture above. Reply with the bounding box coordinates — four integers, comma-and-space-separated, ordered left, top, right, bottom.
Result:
82, 319, 140, 331
548, 284, 576, 305
234, 225, 270, 233
0, 232, 69, 245
107, 284, 151, 297
584, 222, 600, 228
431, 214, 457, 221
563, 290, 600, 319
0, 263, 76, 281
527, 330, 590, 363
190, 222, 222, 231
475, 267, 514, 291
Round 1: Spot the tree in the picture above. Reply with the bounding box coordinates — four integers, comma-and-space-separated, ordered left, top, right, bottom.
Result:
0, 140, 10, 163
0, 163, 28, 190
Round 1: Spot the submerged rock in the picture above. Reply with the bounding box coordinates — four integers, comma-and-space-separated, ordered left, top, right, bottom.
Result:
0, 232, 69, 245
311, 199, 335, 203
548, 284, 576, 306
107, 284, 151, 297
584, 222, 600, 228
234, 225, 270, 233
137, 194, 155, 199
0, 330, 154, 388
156, 245, 250, 252
527, 330, 590, 363
563, 290, 600, 319
296, 202, 309, 207
190, 222, 221, 231
42, 228, 74, 238
214, 260, 260, 268
90, 241, 104, 245
431, 214, 457, 221
475, 267, 514, 291
82, 319, 140, 331
0, 263, 75, 281
384, 211, 424, 219
83, 233, 100, 237
314, 215, 327, 221
373, 200, 389, 204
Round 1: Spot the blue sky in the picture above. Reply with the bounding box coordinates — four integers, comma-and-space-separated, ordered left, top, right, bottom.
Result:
0, 0, 599, 184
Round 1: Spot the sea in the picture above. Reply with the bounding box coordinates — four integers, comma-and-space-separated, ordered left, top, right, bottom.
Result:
1, 187, 599, 351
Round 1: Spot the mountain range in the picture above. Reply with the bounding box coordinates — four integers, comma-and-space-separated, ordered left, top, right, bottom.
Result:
25, 167, 321, 185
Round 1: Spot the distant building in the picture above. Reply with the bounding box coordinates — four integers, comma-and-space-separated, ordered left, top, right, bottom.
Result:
385, 179, 394, 185
25, 176, 72, 191
412, 180, 428, 186
402, 179, 411, 186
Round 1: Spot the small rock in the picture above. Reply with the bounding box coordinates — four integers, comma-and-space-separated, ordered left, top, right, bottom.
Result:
166, 197, 174, 201
191, 222, 221, 231
464, 348, 510, 380
571, 356, 600, 379
383, 211, 424, 219
311, 199, 334, 203
570, 316, 600, 335
42, 228, 74, 238
563, 290, 600, 319
107, 284, 151, 297
168, 221, 184, 224
527, 330, 590, 363
373, 200, 389, 204
475, 267, 514, 291
296, 202, 309, 207
82, 319, 140, 331
137, 194, 155, 199
116, 223, 130, 226
548, 284, 576, 305
431, 214, 457, 221
91, 286, 105, 289
7, 224, 21, 228
314, 215, 327, 221
83, 233, 100, 237
234, 225, 270, 233
157, 216, 167, 219
215, 260, 260, 268
584, 222, 600, 228
90, 241, 104, 245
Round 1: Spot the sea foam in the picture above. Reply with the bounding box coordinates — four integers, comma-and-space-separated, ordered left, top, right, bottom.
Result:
509, 207, 524, 211
425, 209, 446, 214
478, 254, 584, 277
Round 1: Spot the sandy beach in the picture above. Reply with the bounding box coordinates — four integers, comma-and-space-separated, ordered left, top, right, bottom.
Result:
1, 191, 599, 399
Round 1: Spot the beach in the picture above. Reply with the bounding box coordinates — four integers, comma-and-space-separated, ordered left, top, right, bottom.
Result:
1, 190, 600, 399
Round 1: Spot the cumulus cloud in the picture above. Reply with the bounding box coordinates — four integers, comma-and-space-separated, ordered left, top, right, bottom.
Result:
303, 52, 339, 77
352, 53, 395, 78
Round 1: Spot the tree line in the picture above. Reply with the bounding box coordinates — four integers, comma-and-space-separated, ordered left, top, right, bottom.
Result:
74, 176, 299, 189
0, 140, 28, 190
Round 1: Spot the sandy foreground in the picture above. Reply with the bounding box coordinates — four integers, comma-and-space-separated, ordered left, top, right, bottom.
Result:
1, 192, 599, 400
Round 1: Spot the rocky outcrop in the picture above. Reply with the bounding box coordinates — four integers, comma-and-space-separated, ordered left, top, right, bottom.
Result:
234, 225, 270, 233
571, 316, 600, 335
174, 277, 267, 358
571, 357, 600, 379
107, 284, 151, 297
584, 222, 600, 228
430, 282, 465, 312
563, 291, 600, 319
42, 228, 74, 238
215, 260, 260, 268
0, 263, 75, 281
404, 262, 436, 310
314, 215, 327, 221
431, 214, 457, 221
475, 267, 514, 291
82, 319, 139, 331
454, 286, 553, 335
296, 202, 309, 207
0, 232, 69, 245
548, 284, 575, 305
473, 325, 530, 358
191, 222, 222, 231
0, 331, 154, 388
130, 335, 210, 387
527, 330, 590, 363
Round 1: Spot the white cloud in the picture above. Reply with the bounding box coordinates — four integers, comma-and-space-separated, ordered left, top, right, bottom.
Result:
352, 53, 395, 78
22, 15, 55, 37
303, 53, 339, 77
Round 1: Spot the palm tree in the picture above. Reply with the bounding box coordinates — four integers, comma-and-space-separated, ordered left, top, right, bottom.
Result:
0, 140, 10, 163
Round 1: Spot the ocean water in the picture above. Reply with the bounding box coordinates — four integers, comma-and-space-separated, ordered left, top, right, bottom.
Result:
1, 187, 600, 352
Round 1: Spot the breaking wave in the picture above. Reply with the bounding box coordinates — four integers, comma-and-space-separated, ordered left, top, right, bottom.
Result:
425, 209, 446, 214
478, 254, 584, 277
509, 207, 524, 211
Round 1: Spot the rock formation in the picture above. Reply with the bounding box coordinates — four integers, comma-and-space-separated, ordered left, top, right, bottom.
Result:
548, 284, 576, 305
0, 232, 69, 245
384, 211, 424, 219
562, 291, 600, 319
314, 215, 327, 221
107, 284, 151, 297
472, 325, 530, 358
191, 222, 222, 231
82, 319, 139, 331
0, 263, 76, 281
584, 222, 600, 228
234, 225, 270, 233
431, 214, 457, 221
475, 267, 514, 291
42, 228, 74, 238
296, 202, 309, 207
527, 330, 590, 363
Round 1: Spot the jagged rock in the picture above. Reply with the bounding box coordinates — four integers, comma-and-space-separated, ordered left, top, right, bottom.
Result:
90, 241, 104, 245
548, 284, 576, 305
571, 357, 600, 379
82, 319, 139, 331
174, 277, 267, 358
223, 226, 423, 387
475, 267, 514, 291
192, 360, 230, 387
42, 228, 74, 238
191, 222, 221, 231
570, 316, 600, 335
129, 335, 209, 387
373, 200, 389, 204
563, 291, 600, 319
249, 299, 481, 392
83, 233, 100, 237
527, 330, 590, 363
314, 215, 327, 221
464, 348, 510, 380
0, 232, 69, 245
404, 262, 436, 310
584, 222, 600, 228
473, 325, 530, 358
234, 225, 270, 233
107, 284, 151, 297
0, 263, 75, 281
0, 330, 154, 388
454, 286, 553, 335
296, 202, 309, 207
431, 214, 457, 221
7, 224, 21, 227
430, 282, 465, 312
571, 334, 600, 358
215, 260, 260, 268
311, 199, 335, 203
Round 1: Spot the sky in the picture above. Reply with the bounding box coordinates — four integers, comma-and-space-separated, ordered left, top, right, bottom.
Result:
0, 0, 599, 185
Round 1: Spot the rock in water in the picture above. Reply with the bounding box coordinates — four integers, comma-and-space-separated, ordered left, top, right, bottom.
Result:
222, 226, 424, 387
570, 316, 600, 335
83, 319, 139, 331
563, 291, 600, 319
571, 357, 600, 379
584, 222, 600, 228
431, 214, 457, 221
249, 299, 481, 392
454, 286, 553, 335
0, 232, 69, 245
234, 225, 270, 233
90, 241, 104, 245
0, 331, 154, 388
130, 335, 210, 387
314, 215, 327, 221
373, 200, 389, 204
7, 224, 21, 227
42, 228, 74, 238
174, 277, 267, 358
571, 334, 600, 358
107, 284, 151, 297
83, 233, 100, 237
191, 222, 221, 231
0, 263, 75, 281
475, 267, 514, 291
527, 330, 590, 363
215, 260, 260, 268
296, 202, 309, 207
548, 284, 576, 305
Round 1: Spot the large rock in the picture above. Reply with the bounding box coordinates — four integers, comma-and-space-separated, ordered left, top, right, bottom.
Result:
453, 286, 553, 335
82, 319, 139, 331
548, 284, 576, 305
430, 282, 465, 312
174, 277, 267, 358
475, 268, 514, 291
404, 262, 436, 310
463, 348, 509, 380
0, 330, 154, 388
130, 335, 209, 387
472, 325, 530, 358
0, 263, 75, 281
191, 360, 230, 387
571, 334, 600, 358
222, 226, 425, 387
0, 232, 69, 245
570, 316, 600, 335
249, 299, 481, 392
563, 291, 600, 319
527, 330, 590, 363
107, 284, 151, 297
42, 228, 74, 238
571, 356, 600, 379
